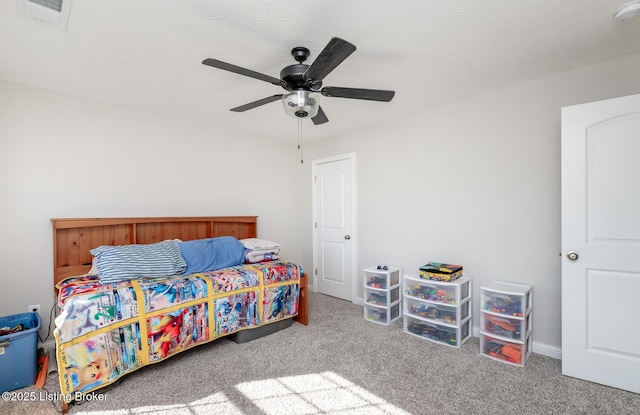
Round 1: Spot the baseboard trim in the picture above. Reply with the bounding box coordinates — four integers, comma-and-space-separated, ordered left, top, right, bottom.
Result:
531, 340, 561, 360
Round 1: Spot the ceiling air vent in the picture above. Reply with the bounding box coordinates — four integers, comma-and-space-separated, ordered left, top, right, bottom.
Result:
16, 0, 73, 29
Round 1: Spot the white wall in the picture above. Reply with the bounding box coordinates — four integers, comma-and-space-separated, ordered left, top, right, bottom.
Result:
3, 50, 639, 354
302, 51, 640, 354
0, 81, 306, 339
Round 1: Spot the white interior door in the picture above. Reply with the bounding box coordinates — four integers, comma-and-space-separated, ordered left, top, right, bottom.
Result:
561, 93, 640, 393
312, 154, 356, 301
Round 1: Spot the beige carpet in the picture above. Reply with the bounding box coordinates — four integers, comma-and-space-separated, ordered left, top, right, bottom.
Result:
1, 292, 639, 414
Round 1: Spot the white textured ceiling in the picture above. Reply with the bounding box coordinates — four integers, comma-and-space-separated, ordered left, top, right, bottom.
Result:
1, 0, 640, 143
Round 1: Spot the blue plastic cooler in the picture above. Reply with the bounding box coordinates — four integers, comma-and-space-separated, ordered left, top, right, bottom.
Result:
0, 312, 41, 393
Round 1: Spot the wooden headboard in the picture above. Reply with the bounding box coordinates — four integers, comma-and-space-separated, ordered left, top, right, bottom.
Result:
51, 216, 257, 286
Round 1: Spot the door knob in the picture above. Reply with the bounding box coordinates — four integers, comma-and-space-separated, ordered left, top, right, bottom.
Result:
567, 251, 579, 261
344, 235, 351, 240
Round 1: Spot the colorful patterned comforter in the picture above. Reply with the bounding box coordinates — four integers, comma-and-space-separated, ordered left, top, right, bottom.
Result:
54, 260, 301, 397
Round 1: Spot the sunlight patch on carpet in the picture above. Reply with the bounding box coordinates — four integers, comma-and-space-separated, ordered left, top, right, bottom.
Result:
235, 371, 411, 414
73, 372, 409, 414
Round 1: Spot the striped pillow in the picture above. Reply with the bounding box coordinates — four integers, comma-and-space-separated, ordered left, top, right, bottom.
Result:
91, 240, 187, 283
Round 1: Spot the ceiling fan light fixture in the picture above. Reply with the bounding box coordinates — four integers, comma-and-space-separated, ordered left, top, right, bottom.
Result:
282, 91, 319, 119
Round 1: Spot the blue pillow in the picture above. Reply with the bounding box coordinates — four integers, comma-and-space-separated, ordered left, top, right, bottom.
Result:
178, 236, 246, 275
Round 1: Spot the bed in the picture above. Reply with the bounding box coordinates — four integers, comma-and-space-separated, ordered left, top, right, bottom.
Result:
51, 216, 308, 413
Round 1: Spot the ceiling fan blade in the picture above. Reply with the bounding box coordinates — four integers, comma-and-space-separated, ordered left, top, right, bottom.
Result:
203, 58, 284, 87
303, 37, 356, 84
311, 106, 329, 125
321, 87, 395, 102
230, 95, 284, 112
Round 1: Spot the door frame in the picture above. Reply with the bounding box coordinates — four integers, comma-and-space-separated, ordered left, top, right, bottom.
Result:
311, 152, 358, 302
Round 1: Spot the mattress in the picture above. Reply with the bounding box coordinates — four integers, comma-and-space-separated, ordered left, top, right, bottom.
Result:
54, 260, 301, 397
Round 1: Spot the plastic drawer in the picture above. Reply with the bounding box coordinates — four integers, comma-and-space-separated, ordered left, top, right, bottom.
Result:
480, 282, 532, 319
403, 315, 470, 348
480, 333, 532, 367
364, 285, 401, 307
480, 312, 531, 342
364, 303, 401, 325
403, 275, 471, 306
403, 297, 469, 326
364, 266, 401, 289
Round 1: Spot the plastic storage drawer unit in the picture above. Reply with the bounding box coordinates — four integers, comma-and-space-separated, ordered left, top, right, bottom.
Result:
480, 281, 533, 366
363, 266, 402, 325
0, 312, 41, 393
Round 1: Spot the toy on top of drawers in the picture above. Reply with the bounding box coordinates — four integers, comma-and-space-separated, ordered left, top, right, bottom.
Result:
419, 262, 463, 282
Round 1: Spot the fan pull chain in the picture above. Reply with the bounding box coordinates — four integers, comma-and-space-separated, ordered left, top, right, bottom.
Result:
298, 117, 304, 163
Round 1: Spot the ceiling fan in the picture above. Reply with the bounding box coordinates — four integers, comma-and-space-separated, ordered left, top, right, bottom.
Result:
202, 37, 395, 125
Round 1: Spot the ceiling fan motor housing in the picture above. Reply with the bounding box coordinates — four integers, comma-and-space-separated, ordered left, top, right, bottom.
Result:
280, 64, 322, 90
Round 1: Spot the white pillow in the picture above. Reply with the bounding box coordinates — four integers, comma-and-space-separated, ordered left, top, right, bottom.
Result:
240, 238, 282, 251
87, 257, 99, 275
245, 250, 280, 263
